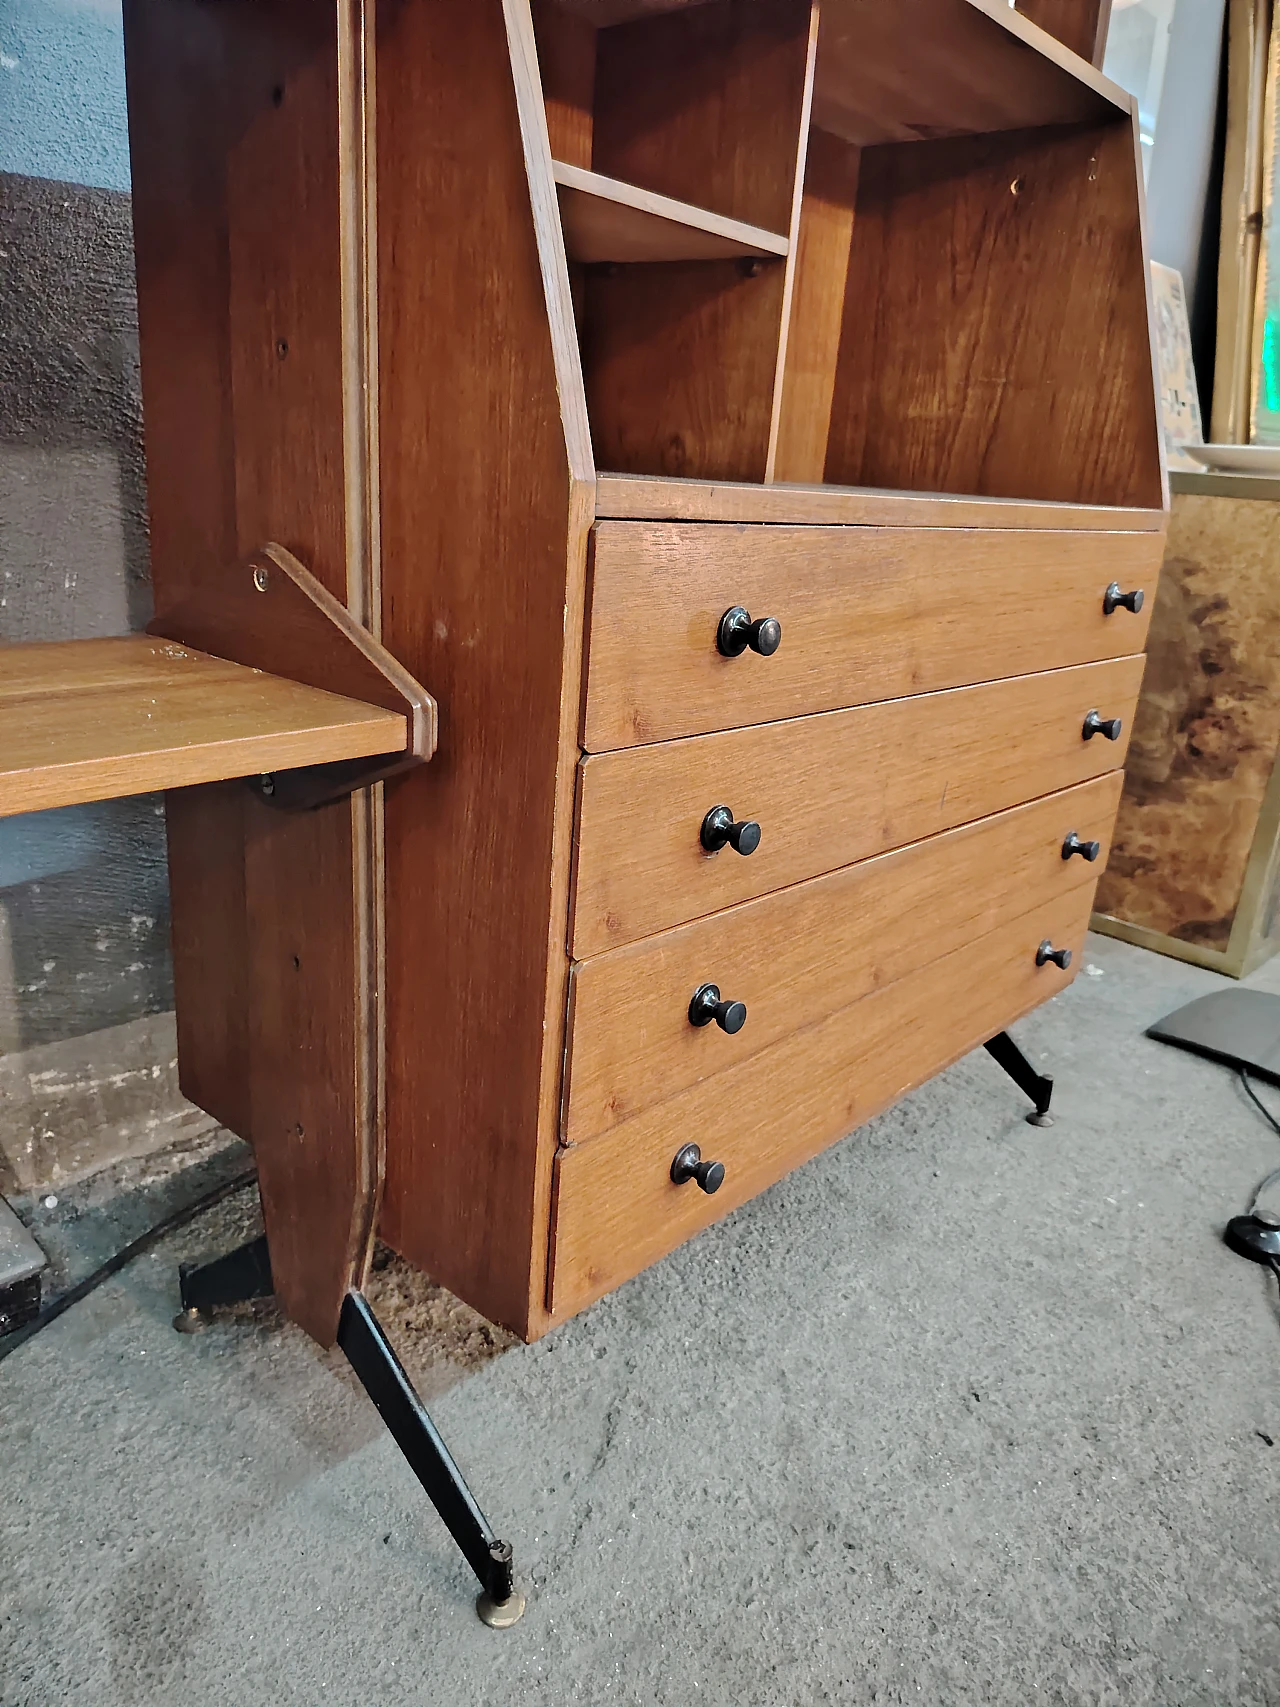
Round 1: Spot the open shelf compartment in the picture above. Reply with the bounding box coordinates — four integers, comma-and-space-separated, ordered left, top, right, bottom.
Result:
529, 0, 1163, 512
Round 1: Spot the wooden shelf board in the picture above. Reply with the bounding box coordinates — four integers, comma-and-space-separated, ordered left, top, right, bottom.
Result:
548, 0, 1128, 144
592, 472, 1168, 532
0, 635, 408, 818
553, 161, 789, 263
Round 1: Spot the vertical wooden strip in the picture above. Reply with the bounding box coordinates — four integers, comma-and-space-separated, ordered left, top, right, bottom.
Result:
765, 0, 821, 482
767, 127, 859, 484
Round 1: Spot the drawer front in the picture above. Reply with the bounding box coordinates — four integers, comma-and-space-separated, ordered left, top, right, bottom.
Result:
549, 886, 1092, 1319
571, 653, 1143, 957
565, 773, 1121, 1144
583, 521, 1161, 750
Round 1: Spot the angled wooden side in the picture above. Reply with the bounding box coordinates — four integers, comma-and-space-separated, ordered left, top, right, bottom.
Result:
122, 0, 380, 1344
373, 0, 593, 1339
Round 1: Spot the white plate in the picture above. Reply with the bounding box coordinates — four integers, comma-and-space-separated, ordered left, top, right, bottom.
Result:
1182, 442, 1280, 476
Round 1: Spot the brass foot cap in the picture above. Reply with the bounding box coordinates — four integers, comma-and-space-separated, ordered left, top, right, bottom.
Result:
476, 1589, 527, 1629
172, 1307, 208, 1334
1025, 1111, 1055, 1128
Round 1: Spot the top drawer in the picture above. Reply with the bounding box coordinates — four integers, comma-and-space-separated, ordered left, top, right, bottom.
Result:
582, 522, 1161, 750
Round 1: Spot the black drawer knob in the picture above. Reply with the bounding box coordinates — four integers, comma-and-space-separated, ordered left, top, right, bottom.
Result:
1061, 831, 1102, 862
701, 804, 761, 855
1103, 581, 1145, 616
670, 1142, 726, 1195
718, 606, 781, 659
1036, 940, 1072, 970
1082, 709, 1123, 742
688, 982, 747, 1033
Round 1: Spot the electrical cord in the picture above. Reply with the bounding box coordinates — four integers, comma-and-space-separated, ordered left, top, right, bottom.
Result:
0, 1167, 257, 1365
1239, 1068, 1280, 1213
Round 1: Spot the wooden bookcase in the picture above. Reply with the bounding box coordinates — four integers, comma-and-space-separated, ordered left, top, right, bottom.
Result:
0, 0, 1164, 1358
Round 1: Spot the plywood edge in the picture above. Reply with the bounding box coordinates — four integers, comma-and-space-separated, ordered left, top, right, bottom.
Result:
554, 161, 791, 261
593, 472, 1169, 530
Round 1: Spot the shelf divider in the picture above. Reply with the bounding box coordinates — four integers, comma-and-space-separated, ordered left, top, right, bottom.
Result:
553, 161, 790, 264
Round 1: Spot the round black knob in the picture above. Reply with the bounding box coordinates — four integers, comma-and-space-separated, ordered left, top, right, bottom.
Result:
1061, 831, 1101, 862
1103, 582, 1145, 616
688, 983, 747, 1033
670, 1142, 726, 1194
717, 606, 782, 659
1082, 709, 1123, 742
1036, 939, 1072, 970
700, 804, 761, 855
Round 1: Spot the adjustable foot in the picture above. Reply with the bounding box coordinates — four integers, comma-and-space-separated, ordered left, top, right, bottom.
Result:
337, 1292, 526, 1627
984, 1030, 1054, 1125
173, 1240, 524, 1624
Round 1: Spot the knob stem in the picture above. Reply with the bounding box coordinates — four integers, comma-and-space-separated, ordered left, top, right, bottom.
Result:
670, 1143, 726, 1194
1103, 582, 1145, 616
1036, 940, 1072, 970
1082, 709, 1123, 742
688, 983, 747, 1033
1062, 831, 1102, 862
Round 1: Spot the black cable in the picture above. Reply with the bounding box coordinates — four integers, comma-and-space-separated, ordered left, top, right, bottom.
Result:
1239, 1069, 1280, 1213
0, 1167, 257, 1365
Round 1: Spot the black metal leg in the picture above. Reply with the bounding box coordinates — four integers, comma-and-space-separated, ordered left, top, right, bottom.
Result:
984, 1030, 1055, 1126
173, 1233, 274, 1331
337, 1292, 525, 1627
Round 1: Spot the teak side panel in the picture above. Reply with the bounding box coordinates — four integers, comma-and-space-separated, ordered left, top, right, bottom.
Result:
583, 522, 1162, 750
374, 0, 585, 1337
550, 885, 1093, 1318
592, 0, 814, 232
572, 654, 1144, 956
824, 120, 1164, 510
123, 0, 378, 1343
532, 0, 596, 167
565, 773, 1122, 1143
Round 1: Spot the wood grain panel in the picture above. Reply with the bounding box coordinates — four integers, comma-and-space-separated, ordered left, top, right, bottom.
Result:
1096, 493, 1280, 951
767, 127, 860, 484
583, 521, 1162, 749
532, 0, 596, 166
571, 654, 1143, 955
374, 0, 588, 1338
123, 0, 378, 1344
593, 0, 814, 231
1014, 0, 1112, 65
0, 639, 406, 818
582, 258, 788, 481
550, 884, 1093, 1318
593, 473, 1167, 531
565, 773, 1121, 1142
824, 119, 1164, 510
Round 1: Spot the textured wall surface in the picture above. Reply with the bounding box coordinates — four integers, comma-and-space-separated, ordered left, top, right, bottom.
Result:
0, 172, 171, 1056
0, 0, 132, 192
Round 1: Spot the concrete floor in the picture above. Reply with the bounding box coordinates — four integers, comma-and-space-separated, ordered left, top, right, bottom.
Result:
3, 931, 1280, 1705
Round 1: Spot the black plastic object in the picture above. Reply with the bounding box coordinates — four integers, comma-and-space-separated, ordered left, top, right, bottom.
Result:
1036, 940, 1072, 970
701, 805, 761, 855
1146, 988, 1280, 1084
688, 983, 747, 1033
670, 1143, 726, 1194
1224, 1209, 1280, 1266
1082, 709, 1123, 742
1103, 581, 1145, 616
717, 606, 782, 658
1061, 831, 1101, 862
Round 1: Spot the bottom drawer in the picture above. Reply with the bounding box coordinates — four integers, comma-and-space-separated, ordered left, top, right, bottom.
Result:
548, 885, 1092, 1320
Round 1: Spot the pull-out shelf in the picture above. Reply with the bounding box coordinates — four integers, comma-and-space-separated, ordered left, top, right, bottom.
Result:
0, 635, 409, 817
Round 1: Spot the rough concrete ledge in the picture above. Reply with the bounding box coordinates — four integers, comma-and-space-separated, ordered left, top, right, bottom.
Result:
0, 1009, 216, 1194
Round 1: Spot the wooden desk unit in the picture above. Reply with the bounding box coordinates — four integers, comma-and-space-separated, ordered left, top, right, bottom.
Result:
0, 0, 1164, 1622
